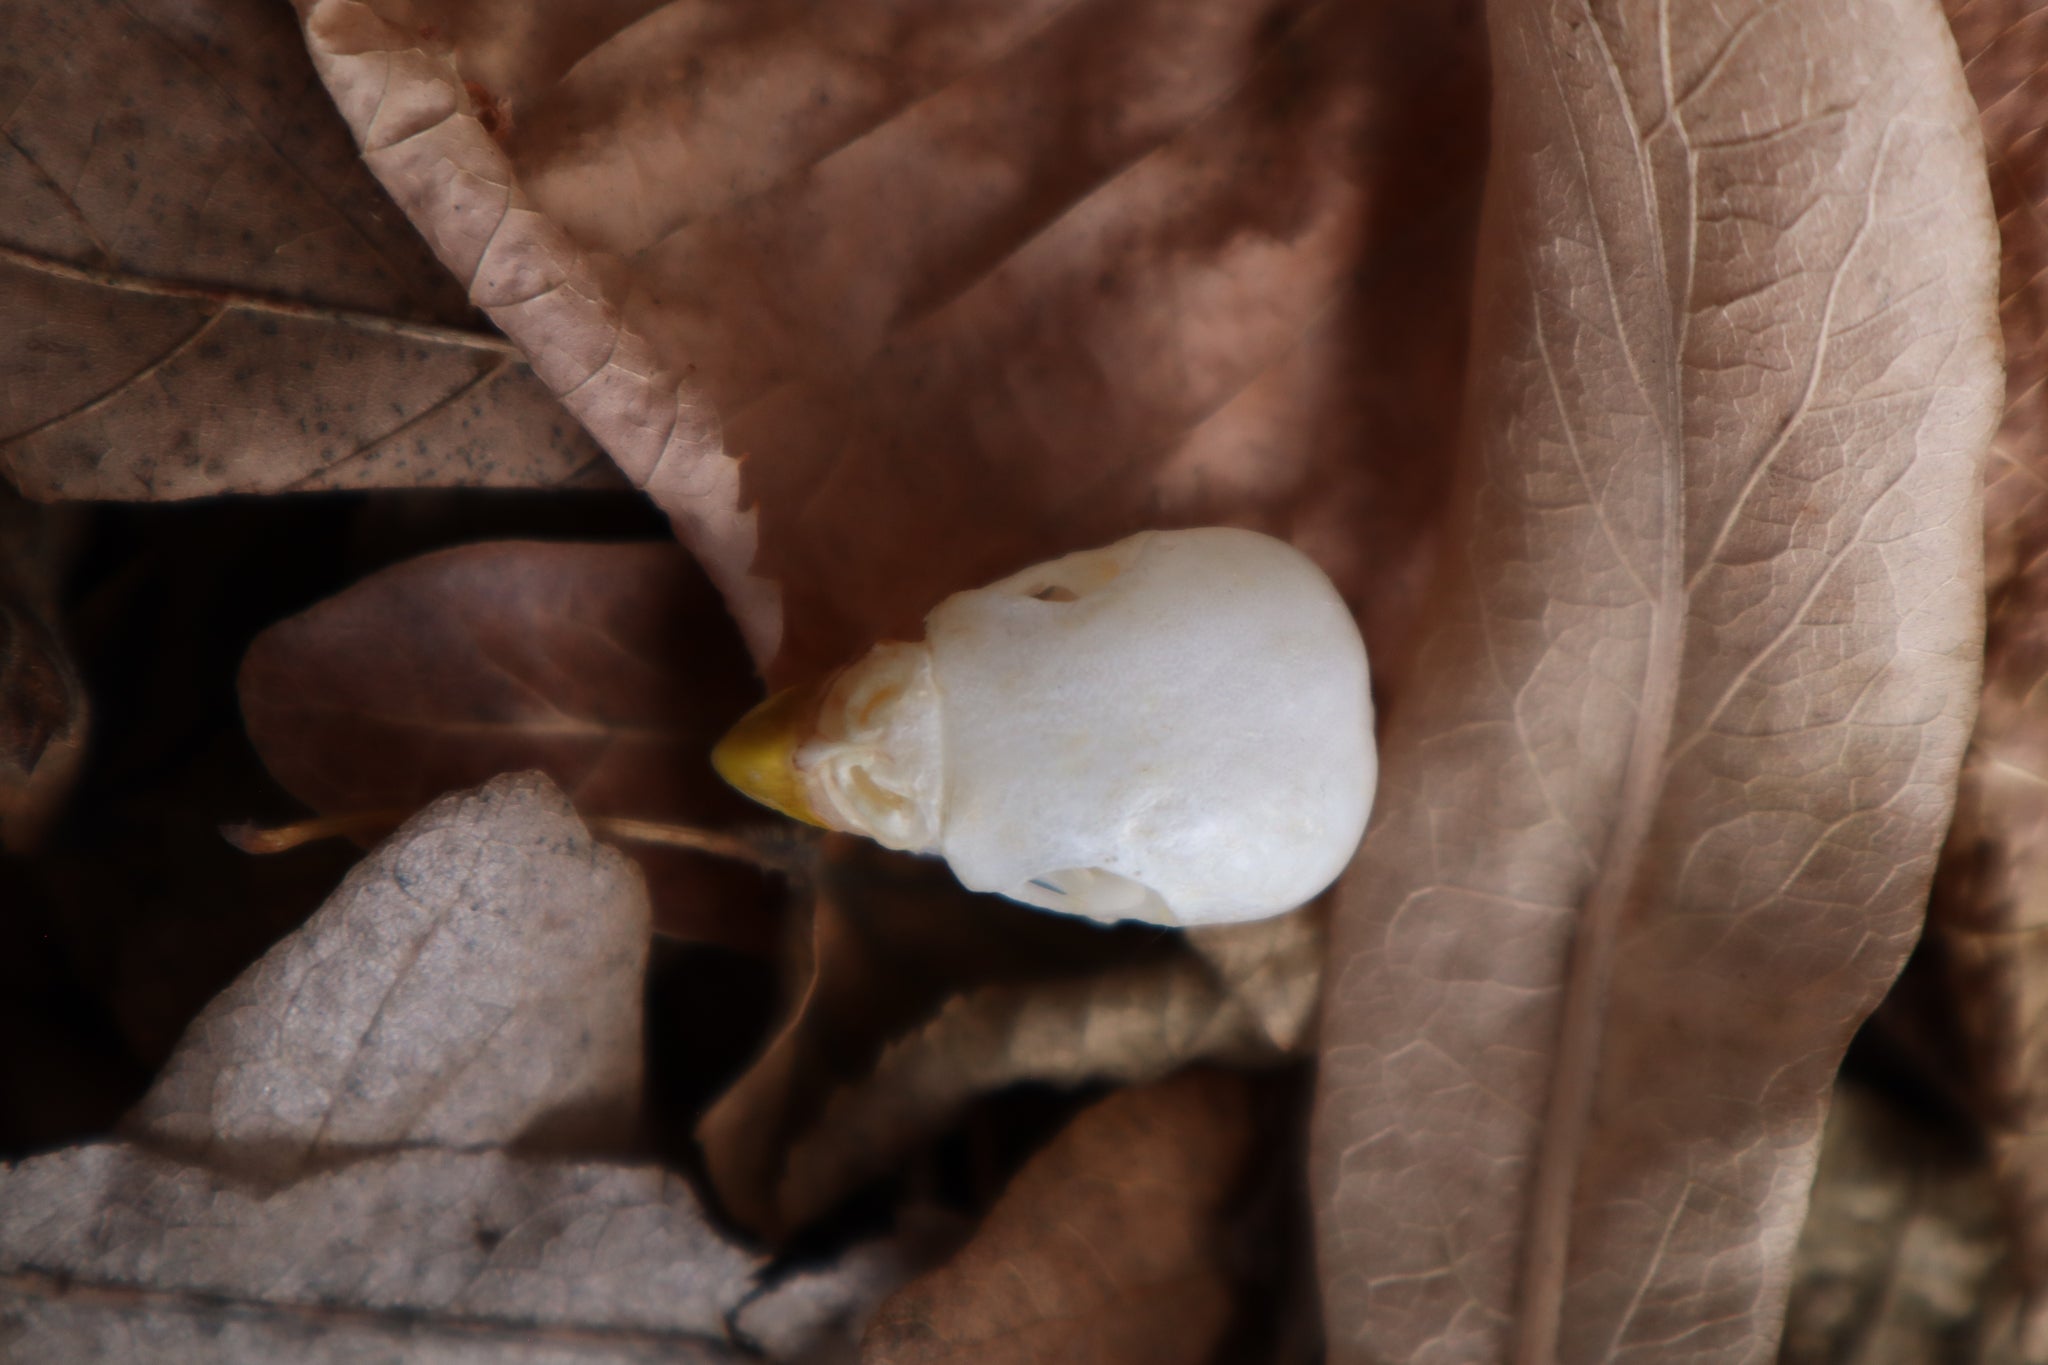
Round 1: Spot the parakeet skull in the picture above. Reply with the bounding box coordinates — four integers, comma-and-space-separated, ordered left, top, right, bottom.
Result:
714, 528, 1375, 926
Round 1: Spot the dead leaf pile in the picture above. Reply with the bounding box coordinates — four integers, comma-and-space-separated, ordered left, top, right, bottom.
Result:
12, 0, 2048, 1359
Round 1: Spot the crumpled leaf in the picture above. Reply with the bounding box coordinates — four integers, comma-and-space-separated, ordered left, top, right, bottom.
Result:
1, 771, 919, 1361
0, 491, 86, 854
1310, 0, 2002, 1359
0, 0, 608, 500
859, 1068, 1255, 1365
696, 840, 1313, 1243
238, 539, 775, 950
1926, 0, 2048, 1297
291, 0, 1486, 679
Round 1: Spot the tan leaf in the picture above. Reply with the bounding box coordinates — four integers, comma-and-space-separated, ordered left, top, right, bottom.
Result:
1310, 0, 2001, 1361
0, 0, 609, 500
238, 540, 775, 950
1929, 0, 2048, 1295
0, 492, 86, 854
860, 1069, 1255, 1365
292, 0, 1486, 679
125, 772, 649, 1179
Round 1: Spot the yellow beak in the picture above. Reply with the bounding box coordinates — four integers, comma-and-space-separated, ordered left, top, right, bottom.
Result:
711, 684, 830, 828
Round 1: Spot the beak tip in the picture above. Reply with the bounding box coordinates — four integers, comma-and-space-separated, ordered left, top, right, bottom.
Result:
712, 686, 828, 828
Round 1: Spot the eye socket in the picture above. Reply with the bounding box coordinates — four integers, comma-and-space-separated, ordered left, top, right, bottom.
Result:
1008, 867, 1173, 924
996, 536, 1149, 605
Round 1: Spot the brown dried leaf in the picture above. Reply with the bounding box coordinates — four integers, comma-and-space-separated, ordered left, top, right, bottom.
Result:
293, 0, 1486, 679
238, 540, 774, 950
696, 840, 1311, 1243
696, 841, 1183, 1242
769, 911, 1321, 1239
126, 772, 649, 1178
0, 0, 609, 500
737, 1221, 972, 1364
1311, 0, 2001, 1360
1929, 0, 2048, 1295
0, 492, 85, 854
860, 1069, 1254, 1365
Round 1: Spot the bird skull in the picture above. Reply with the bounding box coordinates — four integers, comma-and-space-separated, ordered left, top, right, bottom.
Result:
714, 527, 1375, 926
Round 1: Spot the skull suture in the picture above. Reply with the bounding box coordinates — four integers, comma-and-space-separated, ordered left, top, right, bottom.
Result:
714, 528, 1376, 926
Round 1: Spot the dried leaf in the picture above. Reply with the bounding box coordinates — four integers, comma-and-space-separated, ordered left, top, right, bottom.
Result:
0, 492, 85, 853
1311, 0, 2002, 1360
1947, 0, 2048, 600
860, 1069, 1254, 1365
1781, 1081, 2027, 1365
238, 540, 774, 950
293, 0, 1485, 679
0, 0, 608, 500
1928, 0, 2048, 1295
737, 1219, 971, 1364
1, 771, 921, 1362
696, 841, 1184, 1242
126, 771, 649, 1177
770, 912, 1321, 1239
0, 1145, 754, 1364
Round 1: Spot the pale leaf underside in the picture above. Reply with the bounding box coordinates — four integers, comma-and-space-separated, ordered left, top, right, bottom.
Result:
1312, 0, 2000, 1361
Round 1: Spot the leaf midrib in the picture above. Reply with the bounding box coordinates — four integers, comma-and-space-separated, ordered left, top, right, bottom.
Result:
1511, 6, 1693, 1361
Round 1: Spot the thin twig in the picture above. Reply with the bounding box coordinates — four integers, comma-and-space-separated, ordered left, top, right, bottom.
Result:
585, 815, 804, 874
221, 809, 407, 853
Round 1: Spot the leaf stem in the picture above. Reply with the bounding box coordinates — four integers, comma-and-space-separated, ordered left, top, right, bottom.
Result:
221, 810, 407, 853
0, 242, 523, 355
224, 808, 801, 874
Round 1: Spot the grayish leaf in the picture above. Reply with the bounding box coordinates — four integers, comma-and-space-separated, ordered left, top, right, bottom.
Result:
0, 1143, 751, 1364
126, 772, 650, 1177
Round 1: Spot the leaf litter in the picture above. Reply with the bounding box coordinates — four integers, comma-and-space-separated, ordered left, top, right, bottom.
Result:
6, 0, 2048, 1359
